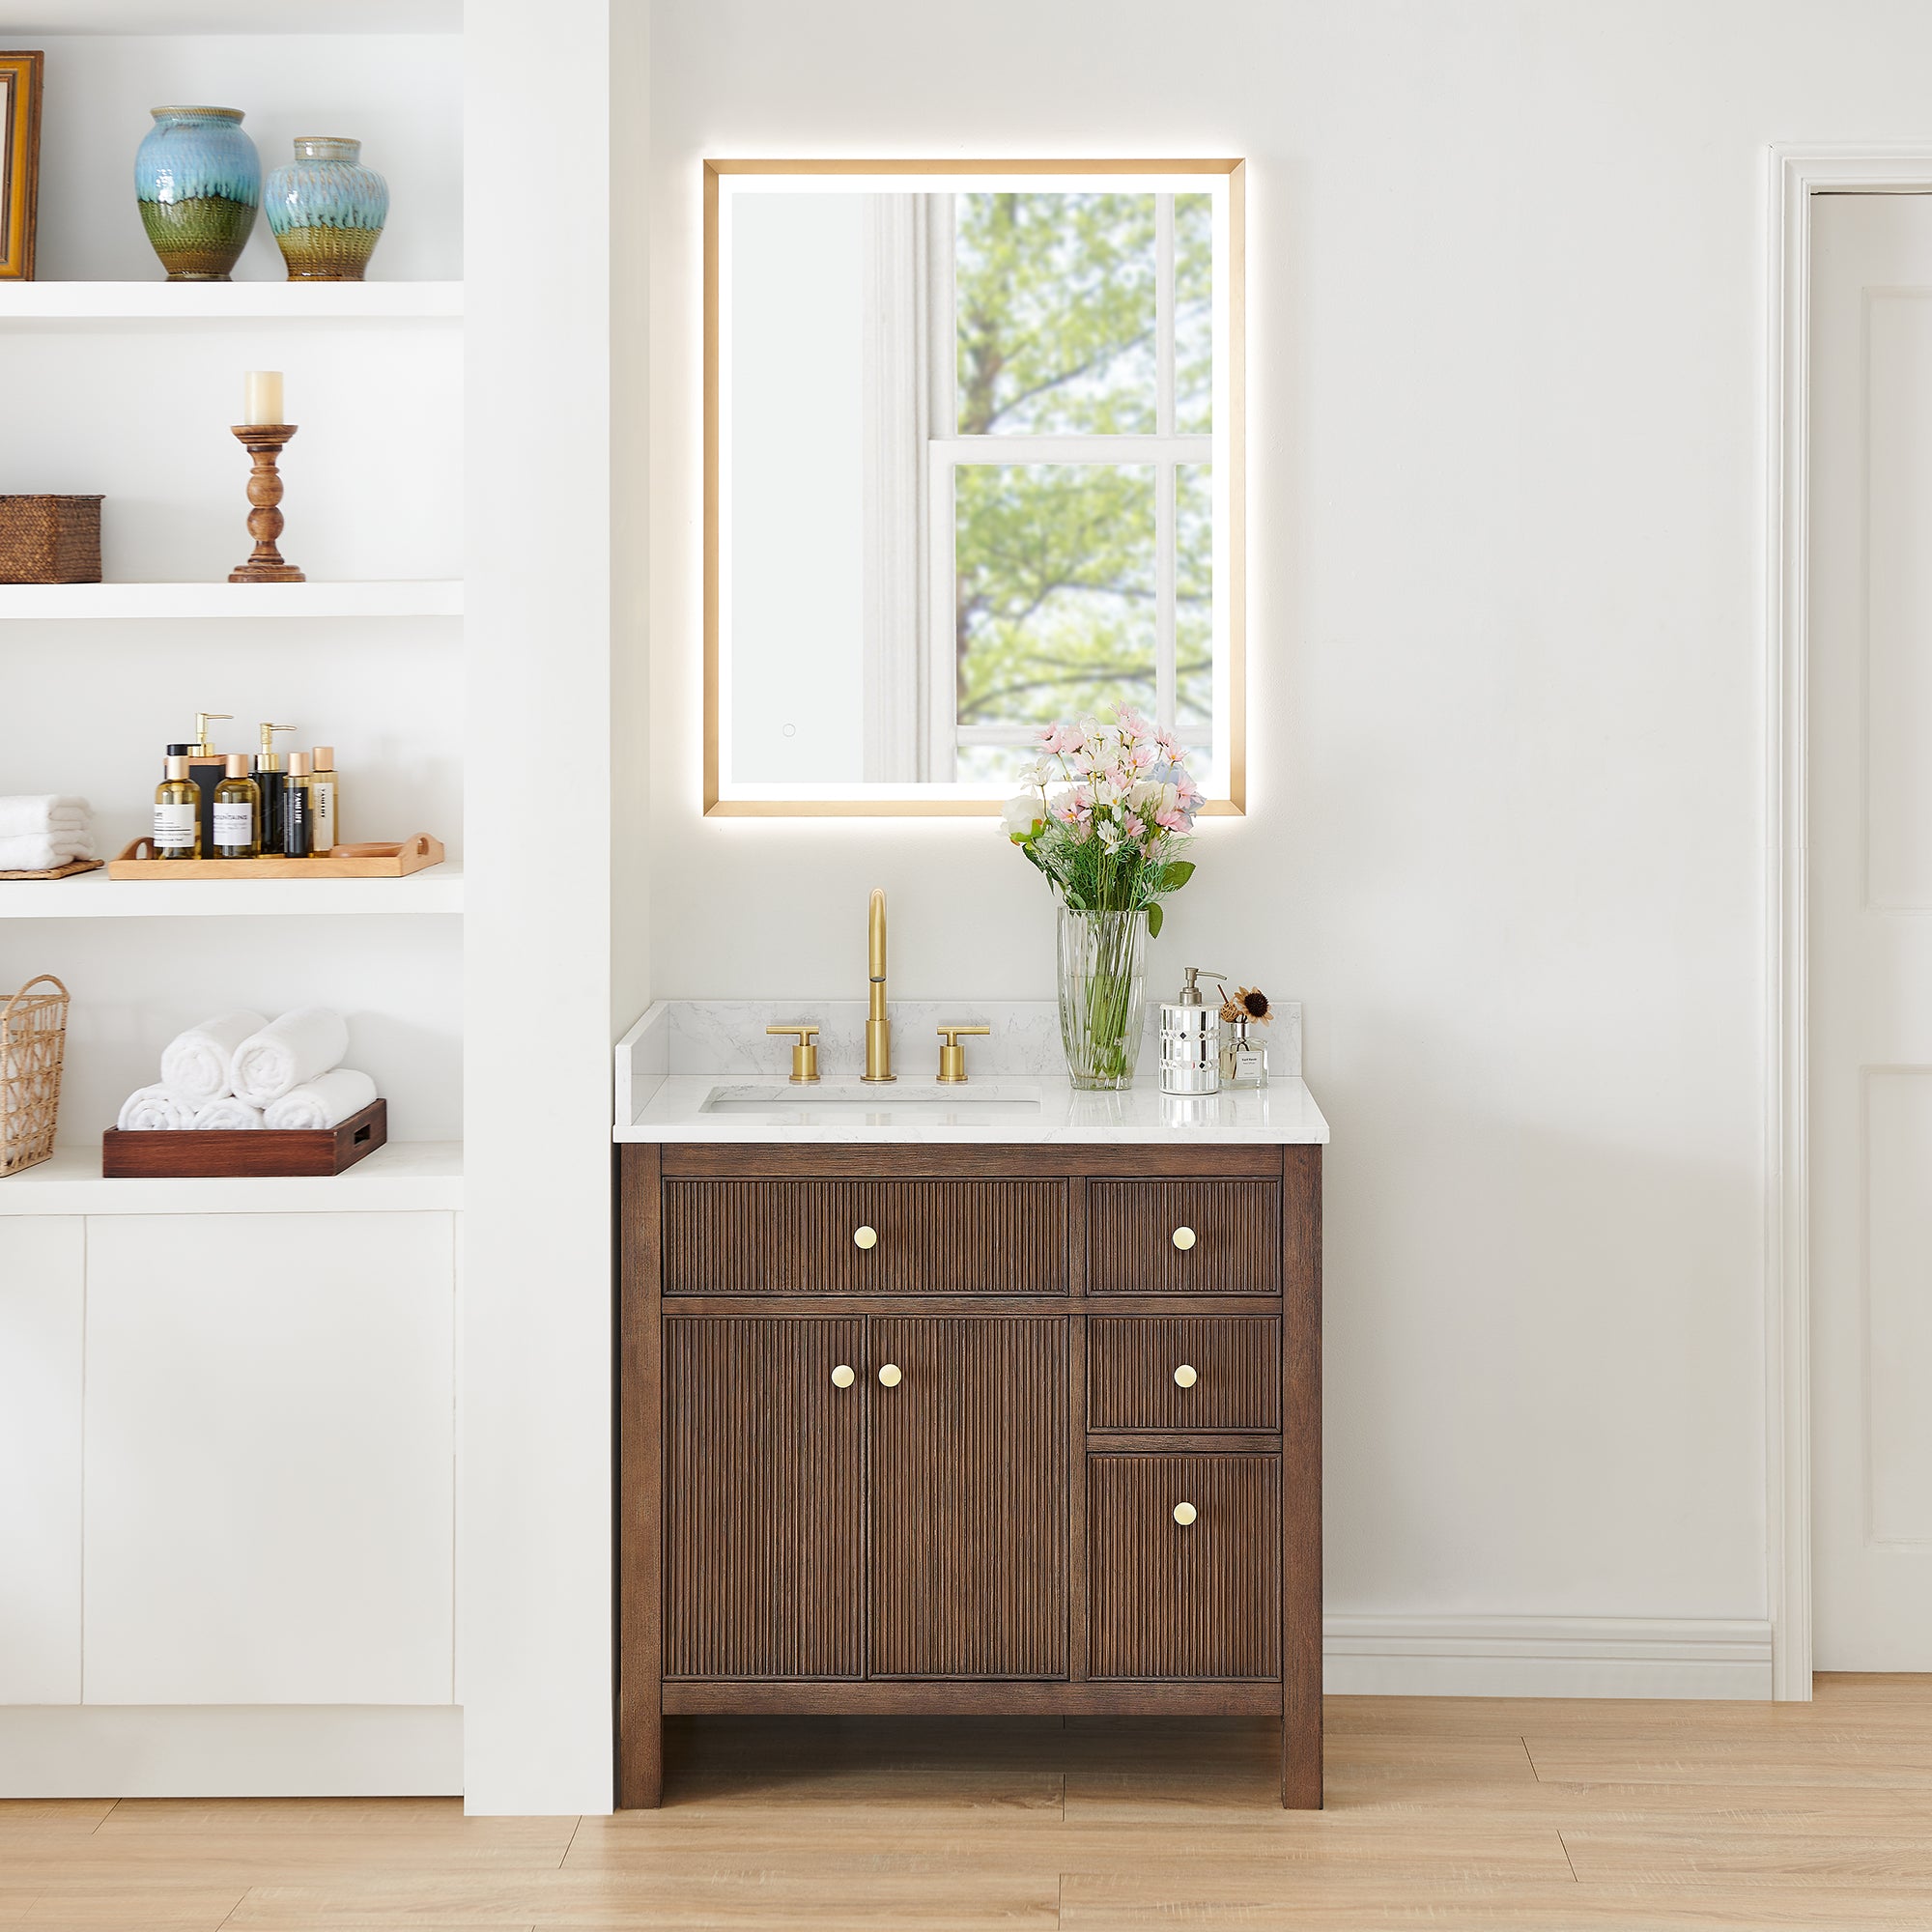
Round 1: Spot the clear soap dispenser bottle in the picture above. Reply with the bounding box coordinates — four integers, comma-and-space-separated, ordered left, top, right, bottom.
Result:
1160, 966, 1226, 1096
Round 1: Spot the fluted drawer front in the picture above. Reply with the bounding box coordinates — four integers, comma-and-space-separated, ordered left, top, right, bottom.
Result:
1089, 1317, 1281, 1432
1087, 1179, 1280, 1294
664, 1179, 1067, 1293
870, 1317, 1068, 1678
664, 1318, 866, 1679
1088, 1454, 1281, 1680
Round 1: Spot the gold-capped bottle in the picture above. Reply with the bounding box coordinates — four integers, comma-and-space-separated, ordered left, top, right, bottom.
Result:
153, 754, 200, 860
283, 751, 315, 858
182, 710, 232, 854
253, 722, 297, 852
213, 753, 261, 860
309, 744, 337, 854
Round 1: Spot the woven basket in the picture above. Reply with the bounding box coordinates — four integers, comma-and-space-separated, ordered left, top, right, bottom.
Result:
1, 975, 70, 1176
0, 497, 103, 584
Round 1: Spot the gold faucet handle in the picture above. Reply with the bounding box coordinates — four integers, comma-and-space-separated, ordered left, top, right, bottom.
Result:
767, 1024, 820, 1084
935, 1024, 991, 1085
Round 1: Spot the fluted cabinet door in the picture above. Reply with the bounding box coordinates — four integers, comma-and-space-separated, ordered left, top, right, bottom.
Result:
664, 1318, 867, 1679
869, 1318, 1067, 1678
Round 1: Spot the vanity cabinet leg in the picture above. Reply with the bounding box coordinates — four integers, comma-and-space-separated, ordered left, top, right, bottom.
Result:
1282, 1144, 1323, 1808
618, 1144, 665, 1808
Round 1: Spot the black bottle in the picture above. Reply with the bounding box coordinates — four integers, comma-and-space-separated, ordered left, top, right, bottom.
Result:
282, 751, 315, 858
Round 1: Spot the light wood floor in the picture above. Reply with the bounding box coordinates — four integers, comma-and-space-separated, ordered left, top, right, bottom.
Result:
7, 1677, 1932, 1929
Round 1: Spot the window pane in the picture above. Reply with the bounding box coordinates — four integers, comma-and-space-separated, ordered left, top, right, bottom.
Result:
1178, 462, 1213, 729
954, 193, 1157, 435
954, 464, 1155, 771
1175, 192, 1213, 434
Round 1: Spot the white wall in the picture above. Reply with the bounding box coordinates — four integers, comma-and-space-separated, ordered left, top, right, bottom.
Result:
640, 0, 1932, 1634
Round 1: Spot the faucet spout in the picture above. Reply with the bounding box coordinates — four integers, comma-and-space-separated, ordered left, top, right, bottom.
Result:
863, 888, 895, 1082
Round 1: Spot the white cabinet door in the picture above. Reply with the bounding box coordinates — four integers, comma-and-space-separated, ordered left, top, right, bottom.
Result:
0, 1218, 84, 1703
83, 1213, 455, 1705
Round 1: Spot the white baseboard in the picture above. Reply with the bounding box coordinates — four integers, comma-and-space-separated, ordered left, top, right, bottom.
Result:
0, 1706, 463, 1798
1324, 1614, 1775, 1699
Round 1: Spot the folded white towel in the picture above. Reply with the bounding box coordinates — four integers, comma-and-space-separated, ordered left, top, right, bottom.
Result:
230, 1007, 349, 1107
0, 833, 95, 871
0, 795, 90, 838
191, 1097, 264, 1130
264, 1067, 377, 1130
117, 1084, 196, 1131
160, 1009, 269, 1105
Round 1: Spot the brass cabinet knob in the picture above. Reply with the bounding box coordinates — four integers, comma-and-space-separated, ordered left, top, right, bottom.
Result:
878, 1363, 902, 1388
1173, 1363, 1198, 1389
1172, 1226, 1197, 1251
831, 1364, 856, 1389
1173, 1501, 1198, 1526
935, 1023, 991, 1084
853, 1225, 878, 1250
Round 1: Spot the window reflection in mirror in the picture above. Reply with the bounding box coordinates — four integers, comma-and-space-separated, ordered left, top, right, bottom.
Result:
709, 163, 1243, 813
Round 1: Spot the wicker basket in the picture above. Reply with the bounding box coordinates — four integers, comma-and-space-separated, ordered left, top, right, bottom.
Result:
2, 975, 70, 1177
0, 497, 102, 584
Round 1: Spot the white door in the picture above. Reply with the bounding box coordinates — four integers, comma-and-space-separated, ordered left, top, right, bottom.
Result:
82, 1212, 456, 1705
1812, 193, 1932, 1667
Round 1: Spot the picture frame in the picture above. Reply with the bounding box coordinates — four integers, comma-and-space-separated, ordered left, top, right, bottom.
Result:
0, 50, 43, 280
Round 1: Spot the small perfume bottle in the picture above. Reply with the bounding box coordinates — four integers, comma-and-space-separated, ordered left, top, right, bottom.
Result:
1219, 987, 1272, 1089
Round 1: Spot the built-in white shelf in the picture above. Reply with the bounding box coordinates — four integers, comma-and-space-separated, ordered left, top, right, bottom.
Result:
0, 1141, 463, 1215
0, 581, 464, 622
0, 866, 464, 919
0, 282, 464, 324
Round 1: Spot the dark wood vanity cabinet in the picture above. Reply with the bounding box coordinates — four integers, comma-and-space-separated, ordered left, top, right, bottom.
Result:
619, 1143, 1321, 1808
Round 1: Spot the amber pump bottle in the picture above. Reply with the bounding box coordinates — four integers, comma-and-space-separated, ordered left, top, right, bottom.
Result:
175, 710, 231, 854
213, 754, 261, 859
282, 752, 315, 858
153, 754, 200, 860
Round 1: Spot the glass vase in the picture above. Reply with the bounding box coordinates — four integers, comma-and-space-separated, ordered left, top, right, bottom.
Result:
1056, 907, 1151, 1091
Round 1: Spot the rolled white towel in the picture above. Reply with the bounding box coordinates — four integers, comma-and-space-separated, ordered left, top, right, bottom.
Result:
0, 832, 95, 871
190, 1097, 264, 1130
160, 1009, 269, 1105
264, 1067, 378, 1130
230, 1008, 349, 1107
0, 795, 90, 838
117, 1084, 196, 1131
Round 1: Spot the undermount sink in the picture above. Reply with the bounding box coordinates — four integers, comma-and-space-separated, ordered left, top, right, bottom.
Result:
699, 1081, 1043, 1122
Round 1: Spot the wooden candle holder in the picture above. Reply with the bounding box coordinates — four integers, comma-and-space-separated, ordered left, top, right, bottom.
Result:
228, 423, 305, 583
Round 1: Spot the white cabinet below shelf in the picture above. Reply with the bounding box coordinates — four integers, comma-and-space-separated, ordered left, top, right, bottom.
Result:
0, 1220, 84, 1704
0, 582, 463, 621
82, 1212, 456, 1707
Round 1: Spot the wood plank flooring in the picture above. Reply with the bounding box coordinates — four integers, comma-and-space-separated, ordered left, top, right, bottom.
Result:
6, 1676, 1932, 1929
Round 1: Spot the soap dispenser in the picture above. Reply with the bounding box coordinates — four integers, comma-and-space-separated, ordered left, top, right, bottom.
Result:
172, 711, 232, 855
1160, 966, 1227, 1096
252, 723, 298, 852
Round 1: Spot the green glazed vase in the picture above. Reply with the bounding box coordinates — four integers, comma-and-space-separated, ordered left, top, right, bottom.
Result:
135, 106, 261, 282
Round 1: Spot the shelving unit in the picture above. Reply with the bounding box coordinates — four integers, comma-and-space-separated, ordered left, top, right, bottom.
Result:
0, 281, 463, 323
0, 581, 463, 619
0, 866, 463, 919
0, 1141, 463, 1213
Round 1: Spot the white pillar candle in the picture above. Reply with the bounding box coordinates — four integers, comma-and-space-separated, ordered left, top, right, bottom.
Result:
242, 370, 284, 426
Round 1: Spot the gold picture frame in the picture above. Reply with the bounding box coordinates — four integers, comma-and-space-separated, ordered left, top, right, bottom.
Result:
702, 157, 1247, 818
0, 50, 43, 281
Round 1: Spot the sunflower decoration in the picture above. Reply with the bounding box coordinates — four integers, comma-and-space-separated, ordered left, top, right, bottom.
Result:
1219, 985, 1271, 1027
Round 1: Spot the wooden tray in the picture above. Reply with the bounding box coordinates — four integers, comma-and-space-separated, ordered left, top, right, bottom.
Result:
0, 859, 102, 881
106, 834, 443, 880
102, 1098, 387, 1179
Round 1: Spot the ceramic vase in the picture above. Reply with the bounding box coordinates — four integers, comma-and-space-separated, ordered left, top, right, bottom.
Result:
265, 137, 388, 282
135, 106, 260, 282
1056, 906, 1151, 1090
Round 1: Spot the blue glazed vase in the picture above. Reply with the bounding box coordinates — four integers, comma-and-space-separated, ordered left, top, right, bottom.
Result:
135, 106, 260, 282
266, 136, 389, 282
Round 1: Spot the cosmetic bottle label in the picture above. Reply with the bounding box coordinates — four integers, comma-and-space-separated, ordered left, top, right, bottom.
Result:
154, 804, 196, 851
311, 780, 335, 850
213, 803, 254, 844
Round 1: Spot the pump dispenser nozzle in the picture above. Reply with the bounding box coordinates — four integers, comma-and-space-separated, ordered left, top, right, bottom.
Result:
255, 723, 298, 772
189, 711, 232, 756
1176, 967, 1228, 1007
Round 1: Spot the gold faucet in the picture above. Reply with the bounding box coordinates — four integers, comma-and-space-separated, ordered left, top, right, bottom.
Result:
863, 887, 895, 1082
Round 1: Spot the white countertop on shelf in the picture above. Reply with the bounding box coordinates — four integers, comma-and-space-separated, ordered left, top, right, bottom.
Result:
0, 1141, 463, 1214
612, 1001, 1326, 1146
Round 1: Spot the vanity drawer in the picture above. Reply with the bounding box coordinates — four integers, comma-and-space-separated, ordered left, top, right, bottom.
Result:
1088, 1317, 1280, 1432
663, 1178, 1067, 1294
1087, 1179, 1280, 1295
1087, 1453, 1281, 1679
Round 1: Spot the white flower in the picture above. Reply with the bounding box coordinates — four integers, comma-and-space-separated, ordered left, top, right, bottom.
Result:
1002, 794, 1043, 839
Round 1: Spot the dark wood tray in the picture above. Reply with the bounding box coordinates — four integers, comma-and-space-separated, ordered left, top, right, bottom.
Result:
102, 1098, 387, 1179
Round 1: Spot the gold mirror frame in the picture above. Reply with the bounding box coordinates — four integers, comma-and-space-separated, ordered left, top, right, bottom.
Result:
703, 156, 1246, 817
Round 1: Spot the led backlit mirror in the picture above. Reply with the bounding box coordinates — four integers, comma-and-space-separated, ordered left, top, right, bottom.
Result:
704, 160, 1245, 815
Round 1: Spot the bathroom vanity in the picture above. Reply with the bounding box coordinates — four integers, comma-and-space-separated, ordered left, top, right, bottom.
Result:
613, 1003, 1327, 1808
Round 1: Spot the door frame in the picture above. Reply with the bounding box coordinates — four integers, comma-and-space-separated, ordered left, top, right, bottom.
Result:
1765, 145, 1932, 1701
